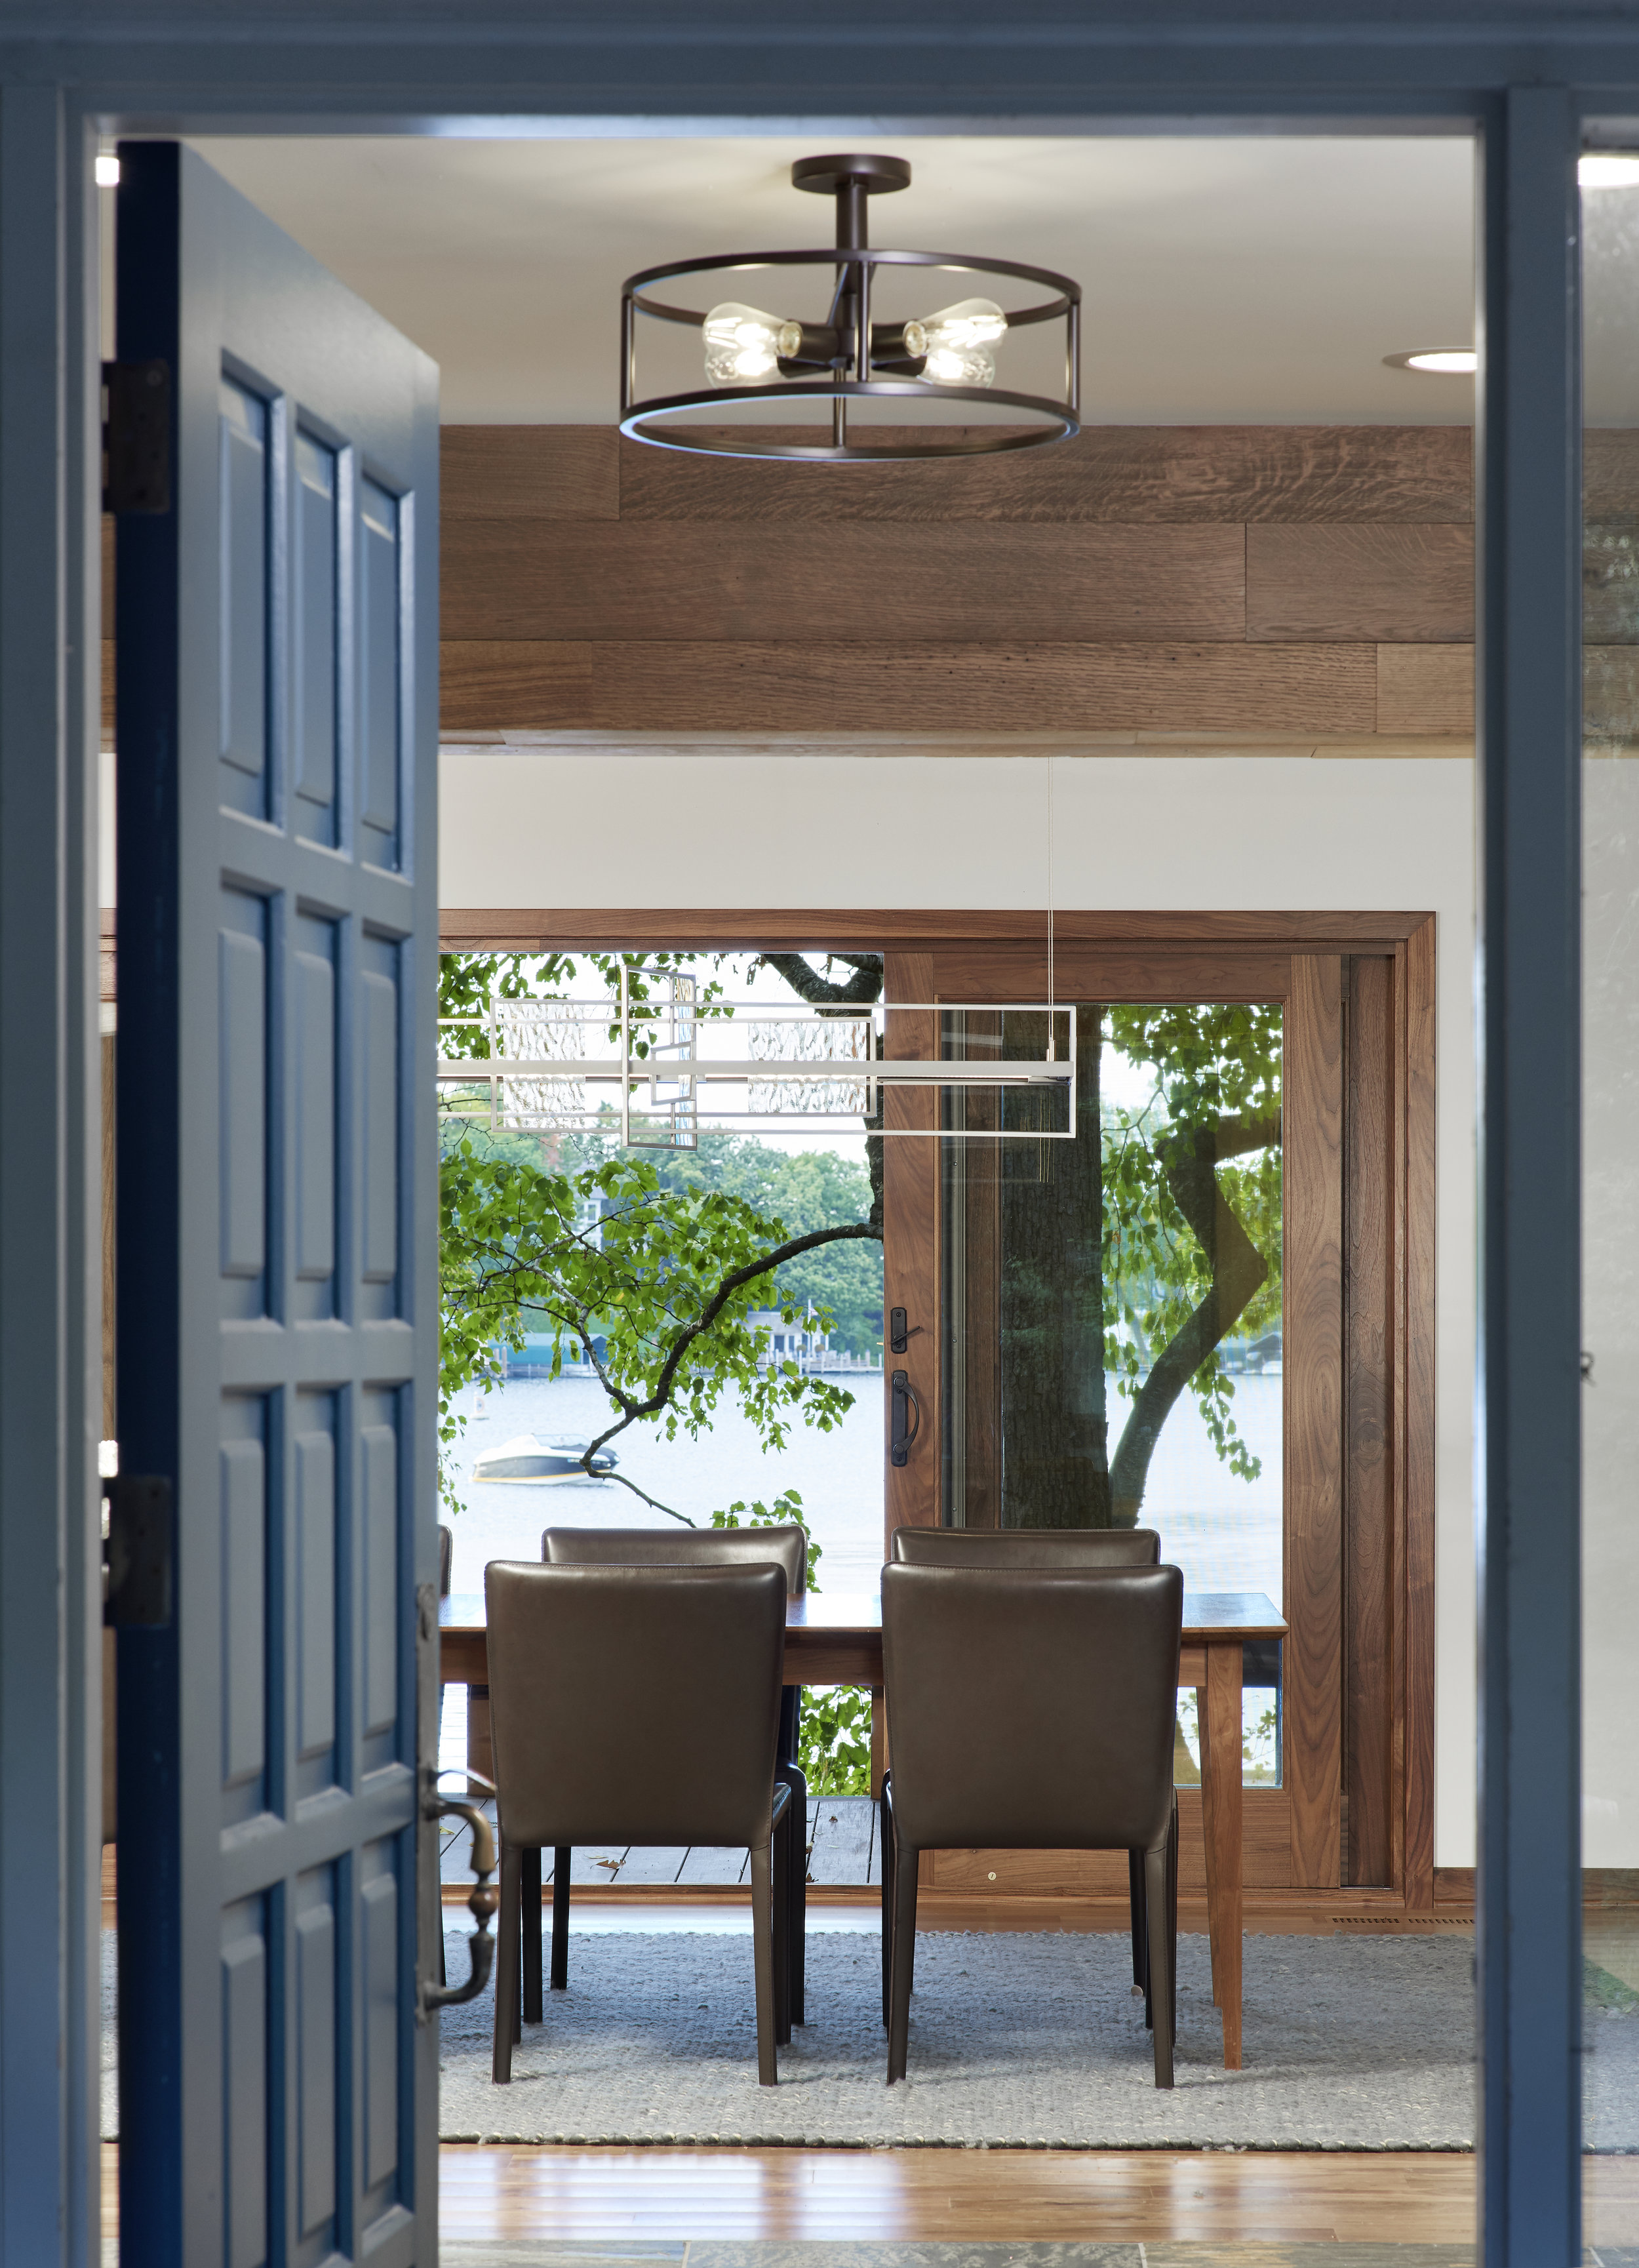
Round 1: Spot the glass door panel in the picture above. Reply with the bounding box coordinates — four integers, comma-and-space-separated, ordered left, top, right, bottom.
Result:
939, 999, 1284, 1783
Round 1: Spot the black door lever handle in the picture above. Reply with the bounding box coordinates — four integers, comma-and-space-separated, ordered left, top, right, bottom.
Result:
890, 1369, 921, 1467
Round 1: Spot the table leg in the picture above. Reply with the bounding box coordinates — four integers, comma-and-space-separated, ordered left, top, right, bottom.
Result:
1196, 1679, 1221, 2008
466, 1681, 494, 1798
1204, 1639, 1244, 2070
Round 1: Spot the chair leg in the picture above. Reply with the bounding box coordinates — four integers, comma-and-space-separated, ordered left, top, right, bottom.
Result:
772, 1806, 792, 2047
886, 1823, 918, 2084
879, 1772, 894, 2031
749, 1840, 779, 2086
1129, 1845, 1149, 1997
1144, 1833, 1175, 2090
1168, 1791, 1179, 2050
776, 1760, 808, 2025
521, 1845, 543, 2022
492, 1841, 521, 2084
550, 1849, 570, 1990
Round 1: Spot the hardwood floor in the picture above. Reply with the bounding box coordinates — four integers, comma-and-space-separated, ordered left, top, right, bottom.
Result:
97, 2143, 1639, 2246
435, 2147, 1478, 2243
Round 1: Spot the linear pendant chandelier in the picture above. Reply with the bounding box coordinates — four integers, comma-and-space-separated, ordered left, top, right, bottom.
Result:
620, 153, 1082, 462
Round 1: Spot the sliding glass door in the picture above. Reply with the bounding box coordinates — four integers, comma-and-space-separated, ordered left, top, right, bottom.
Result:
882, 925, 1433, 1900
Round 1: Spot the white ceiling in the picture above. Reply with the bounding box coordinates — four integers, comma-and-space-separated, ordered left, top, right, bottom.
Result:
187, 133, 1490, 427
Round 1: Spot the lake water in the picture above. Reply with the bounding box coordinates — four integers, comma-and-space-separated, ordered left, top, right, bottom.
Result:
442, 1368, 1283, 1605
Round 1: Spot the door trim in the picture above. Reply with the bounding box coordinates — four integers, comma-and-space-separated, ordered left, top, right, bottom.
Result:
444, 907, 1436, 1913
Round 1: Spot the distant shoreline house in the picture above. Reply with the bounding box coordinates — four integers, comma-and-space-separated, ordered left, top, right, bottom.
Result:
743, 1307, 880, 1373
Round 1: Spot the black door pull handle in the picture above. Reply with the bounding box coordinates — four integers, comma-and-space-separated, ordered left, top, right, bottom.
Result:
890, 1370, 921, 1467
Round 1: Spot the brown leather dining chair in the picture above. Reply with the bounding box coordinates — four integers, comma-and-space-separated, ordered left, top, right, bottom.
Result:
881, 1561, 1183, 2088
484, 1558, 795, 2086
888, 1525, 1163, 2006
537, 1523, 810, 2021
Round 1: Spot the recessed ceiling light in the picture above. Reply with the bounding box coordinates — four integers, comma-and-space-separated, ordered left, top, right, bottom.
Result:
1384, 348, 1477, 375
1581, 154, 1639, 189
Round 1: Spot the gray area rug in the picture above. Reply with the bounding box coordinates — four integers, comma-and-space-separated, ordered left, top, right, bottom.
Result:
437, 1928, 1483, 2149
98, 1928, 1639, 2152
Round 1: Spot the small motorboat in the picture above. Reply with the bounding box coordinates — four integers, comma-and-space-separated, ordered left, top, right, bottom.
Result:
471, 1433, 619, 1484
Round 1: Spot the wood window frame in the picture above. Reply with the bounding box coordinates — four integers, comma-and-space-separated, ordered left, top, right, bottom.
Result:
443, 905, 1437, 1914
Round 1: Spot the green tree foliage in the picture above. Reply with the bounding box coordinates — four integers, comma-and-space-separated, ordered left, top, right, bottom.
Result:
1099, 1003, 1283, 1515
644, 1136, 880, 1355
440, 1130, 870, 1529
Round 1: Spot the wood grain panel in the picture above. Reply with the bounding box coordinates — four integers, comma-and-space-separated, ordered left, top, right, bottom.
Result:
442, 521, 1248, 643
441, 640, 593, 731
1583, 522, 1639, 645
883, 953, 939, 1542
1586, 645, 1639, 742
434, 646, 1381, 737
439, 909, 1435, 955
1344, 955, 1394, 1886
584, 639, 1377, 734
1247, 525, 1474, 644
442, 426, 618, 521
1377, 643, 1474, 736
930, 1788, 1293, 1894
1285, 954, 1345, 1889
1402, 916, 1438, 1911
928, 943, 1292, 1003
617, 423, 1474, 525
1586, 428, 1639, 518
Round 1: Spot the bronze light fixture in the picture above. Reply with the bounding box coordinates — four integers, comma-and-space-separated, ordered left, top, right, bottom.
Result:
619, 153, 1081, 462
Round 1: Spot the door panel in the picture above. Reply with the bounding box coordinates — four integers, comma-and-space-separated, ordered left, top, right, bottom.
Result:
115, 142, 439, 2265
882, 939, 1343, 1898
1284, 956, 1345, 1889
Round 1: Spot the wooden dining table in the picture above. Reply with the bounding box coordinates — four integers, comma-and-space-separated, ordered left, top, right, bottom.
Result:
439, 1583, 1285, 2070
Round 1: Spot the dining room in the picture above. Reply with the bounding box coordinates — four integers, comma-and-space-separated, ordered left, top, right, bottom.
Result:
87, 109, 1639, 2266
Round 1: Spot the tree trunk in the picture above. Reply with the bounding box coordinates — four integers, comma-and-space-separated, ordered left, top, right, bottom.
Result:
1106, 1118, 1274, 1521
998, 1006, 1113, 1527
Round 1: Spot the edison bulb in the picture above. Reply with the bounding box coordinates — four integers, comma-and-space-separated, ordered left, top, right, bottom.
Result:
703, 303, 803, 386
907, 297, 1008, 387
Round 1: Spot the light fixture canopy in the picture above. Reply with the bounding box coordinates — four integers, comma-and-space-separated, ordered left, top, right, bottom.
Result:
620, 153, 1081, 462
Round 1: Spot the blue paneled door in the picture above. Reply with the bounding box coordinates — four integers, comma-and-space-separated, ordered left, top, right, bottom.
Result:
113, 144, 441, 2266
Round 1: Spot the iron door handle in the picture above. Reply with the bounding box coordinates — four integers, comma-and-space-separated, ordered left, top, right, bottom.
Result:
420, 1778, 498, 2012
890, 1369, 921, 1467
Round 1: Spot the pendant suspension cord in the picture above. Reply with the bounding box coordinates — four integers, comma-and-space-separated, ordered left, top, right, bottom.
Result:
1046, 755, 1056, 1061
833, 176, 869, 450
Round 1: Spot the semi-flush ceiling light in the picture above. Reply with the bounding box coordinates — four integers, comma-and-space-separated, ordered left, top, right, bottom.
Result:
1383, 348, 1478, 374
620, 153, 1081, 462
1581, 154, 1639, 189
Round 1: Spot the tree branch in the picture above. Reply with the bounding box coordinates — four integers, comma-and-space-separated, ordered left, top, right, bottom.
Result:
755, 952, 884, 1007
1107, 1119, 1273, 1520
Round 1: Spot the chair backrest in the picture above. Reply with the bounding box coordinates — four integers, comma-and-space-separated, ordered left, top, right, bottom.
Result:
484, 1560, 788, 1849
890, 1525, 1161, 1568
438, 1522, 452, 1598
542, 1521, 807, 1593
882, 1562, 1183, 1853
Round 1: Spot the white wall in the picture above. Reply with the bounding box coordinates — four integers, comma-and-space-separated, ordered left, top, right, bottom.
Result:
1583, 761, 1639, 1869
440, 743, 1480, 1867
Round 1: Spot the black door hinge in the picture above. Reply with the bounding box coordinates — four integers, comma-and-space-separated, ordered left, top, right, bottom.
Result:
104, 1474, 174, 1627
102, 359, 170, 514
